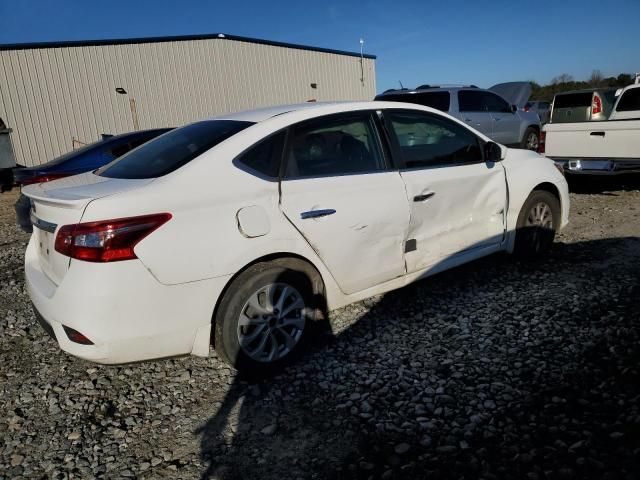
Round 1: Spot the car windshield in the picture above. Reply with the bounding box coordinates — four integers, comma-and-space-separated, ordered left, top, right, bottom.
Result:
97, 120, 253, 179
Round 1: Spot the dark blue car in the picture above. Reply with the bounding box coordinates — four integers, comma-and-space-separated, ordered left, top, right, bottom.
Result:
14, 128, 172, 232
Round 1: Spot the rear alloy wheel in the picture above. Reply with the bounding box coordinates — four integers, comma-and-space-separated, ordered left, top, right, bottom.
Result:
236, 283, 306, 363
214, 259, 321, 372
521, 127, 539, 151
514, 190, 560, 257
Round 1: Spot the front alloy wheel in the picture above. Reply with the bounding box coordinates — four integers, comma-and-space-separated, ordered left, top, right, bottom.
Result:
514, 190, 560, 258
525, 131, 539, 151
525, 202, 553, 229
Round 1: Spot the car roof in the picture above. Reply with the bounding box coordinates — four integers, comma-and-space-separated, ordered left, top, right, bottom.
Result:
555, 88, 616, 95
377, 86, 474, 97
210, 102, 353, 123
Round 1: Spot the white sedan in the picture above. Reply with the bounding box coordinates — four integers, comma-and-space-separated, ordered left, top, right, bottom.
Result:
24, 101, 569, 371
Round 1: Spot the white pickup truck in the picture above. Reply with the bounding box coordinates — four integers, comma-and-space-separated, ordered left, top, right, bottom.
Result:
542, 83, 640, 174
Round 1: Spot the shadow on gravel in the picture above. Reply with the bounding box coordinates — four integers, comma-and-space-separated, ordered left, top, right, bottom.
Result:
197, 236, 640, 480
567, 173, 640, 194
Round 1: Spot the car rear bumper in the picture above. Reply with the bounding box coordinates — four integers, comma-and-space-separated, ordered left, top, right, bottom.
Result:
25, 235, 232, 364
550, 157, 640, 175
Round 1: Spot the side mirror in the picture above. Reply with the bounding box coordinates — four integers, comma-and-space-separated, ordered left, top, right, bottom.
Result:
510, 104, 518, 113
485, 141, 503, 162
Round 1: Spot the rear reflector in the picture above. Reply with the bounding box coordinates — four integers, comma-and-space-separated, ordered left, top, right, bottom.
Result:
538, 131, 546, 154
21, 173, 71, 186
63, 325, 94, 345
55, 213, 172, 262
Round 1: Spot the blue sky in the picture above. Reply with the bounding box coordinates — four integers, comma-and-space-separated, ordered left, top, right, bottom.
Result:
1, 0, 638, 93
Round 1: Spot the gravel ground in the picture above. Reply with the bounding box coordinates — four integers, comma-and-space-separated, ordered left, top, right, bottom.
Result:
1, 177, 640, 480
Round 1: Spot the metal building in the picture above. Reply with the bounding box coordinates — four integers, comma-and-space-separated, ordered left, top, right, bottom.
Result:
0, 33, 376, 167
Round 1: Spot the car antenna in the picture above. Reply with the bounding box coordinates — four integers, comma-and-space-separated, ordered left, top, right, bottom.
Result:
399, 80, 405, 89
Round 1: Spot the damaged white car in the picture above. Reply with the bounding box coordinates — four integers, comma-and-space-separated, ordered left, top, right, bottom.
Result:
24, 102, 569, 371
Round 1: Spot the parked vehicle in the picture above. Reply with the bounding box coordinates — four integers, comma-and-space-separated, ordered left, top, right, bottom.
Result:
375, 82, 541, 150
542, 88, 640, 174
0, 117, 16, 192
549, 88, 617, 123
608, 83, 640, 120
525, 100, 551, 124
13, 128, 172, 232
23, 102, 569, 371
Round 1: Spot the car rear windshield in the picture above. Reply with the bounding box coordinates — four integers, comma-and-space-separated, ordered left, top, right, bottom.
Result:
553, 92, 593, 109
97, 120, 253, 179
377, 92, 451, 112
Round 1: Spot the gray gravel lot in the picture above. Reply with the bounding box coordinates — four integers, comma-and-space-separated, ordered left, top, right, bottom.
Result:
1, 177, 640, 480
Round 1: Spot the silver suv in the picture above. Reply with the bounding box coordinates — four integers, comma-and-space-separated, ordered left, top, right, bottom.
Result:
375, 82, 541, 150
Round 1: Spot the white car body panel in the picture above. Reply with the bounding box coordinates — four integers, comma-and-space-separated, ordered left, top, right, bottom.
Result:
23, 101, 569, 364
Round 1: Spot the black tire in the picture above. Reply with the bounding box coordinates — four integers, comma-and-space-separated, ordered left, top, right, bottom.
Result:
213, 258, 323, 373
520, 126, 539, 151
514, 190, 560, 257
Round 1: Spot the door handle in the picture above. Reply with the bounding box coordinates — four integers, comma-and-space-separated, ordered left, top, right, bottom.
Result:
413, 192, 435, 202
300, 209, 336, 220
590, 131, 605, 137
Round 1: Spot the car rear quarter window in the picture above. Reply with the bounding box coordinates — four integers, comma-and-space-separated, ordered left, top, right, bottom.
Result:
616, 88, 640, 112
236, 132, 286, 178
386, 110, 482, 168
98, 120, 253, 179
553, 92, 593, 108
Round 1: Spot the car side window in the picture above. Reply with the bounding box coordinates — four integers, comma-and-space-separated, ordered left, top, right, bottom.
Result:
616, 88, 640, 112
483, 92, 511, 113
457, 90, 485, 112
385, 110, 483, 168
283, 113, 386, 178
237, 131, 286, 178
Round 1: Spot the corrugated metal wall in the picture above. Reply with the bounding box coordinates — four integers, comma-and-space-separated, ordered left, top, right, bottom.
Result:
0, 38, 376, 166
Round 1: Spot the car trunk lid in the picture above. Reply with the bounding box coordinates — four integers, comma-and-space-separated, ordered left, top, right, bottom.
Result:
22, 173, 153, 285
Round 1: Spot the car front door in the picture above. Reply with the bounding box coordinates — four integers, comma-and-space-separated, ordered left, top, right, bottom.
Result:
382, 109, 507, 274
279, 111, 410, 295
483, 91, 521, 144
456, 90, 494, 137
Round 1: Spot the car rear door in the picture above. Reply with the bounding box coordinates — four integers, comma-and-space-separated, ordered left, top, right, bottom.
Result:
382, 109, 507, 273
456, 90, 494, 137
279, 111, 410, 295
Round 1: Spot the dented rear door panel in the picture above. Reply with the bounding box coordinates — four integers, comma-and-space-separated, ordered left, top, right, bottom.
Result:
279, 172, 410, 295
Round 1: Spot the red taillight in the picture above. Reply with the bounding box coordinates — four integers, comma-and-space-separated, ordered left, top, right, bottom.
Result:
592, 94, 602, 115
538, 131, 546, 154
21, 173, 71, 186
55, 213, 172, 262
